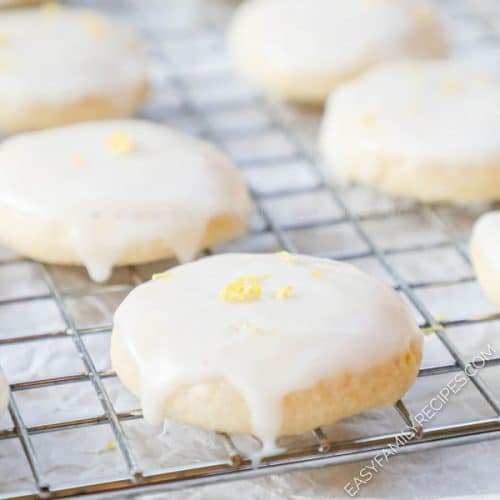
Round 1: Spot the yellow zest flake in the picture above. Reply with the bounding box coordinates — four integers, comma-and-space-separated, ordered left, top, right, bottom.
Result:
81, 12, 108, 38
238, 321, 278, 336
239, 321, 263, 335
310, 270, 323, 278
152, 270, 171, 281
72, 154, 84, 168
440, 80, 460, 95
219, 275, 270, 303
421, 324, 444, 335
435, 314, 446, 323
40, 1, 60, 13
106, 440, 117, 450
359, 114, 375, 127
107, 132, 133, 155
276, 285, 293, 300
277, 251, 296, 264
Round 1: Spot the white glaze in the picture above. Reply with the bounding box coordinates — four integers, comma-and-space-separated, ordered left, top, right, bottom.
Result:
471, 211, 500, 274
0, 120, 250, 281
113, 253, 421, 452
0, 6, 146, 107
0, 369, 8, 416
229, 0, 443, 75
320, 58, 500, 170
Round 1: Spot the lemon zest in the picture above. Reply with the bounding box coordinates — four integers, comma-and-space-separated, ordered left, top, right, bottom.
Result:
106, 440, 117, 450
276, 251, 296, 264
276, 285, 293, 300
239, 321, 263, 335
152, 271, 171, 281
238, 321, 279, 336
107, 132, 133, 155
220, 275, 270, 302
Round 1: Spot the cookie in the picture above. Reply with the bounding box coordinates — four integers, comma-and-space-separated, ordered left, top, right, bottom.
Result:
227, 0, 445, 103
470, 211, 500, 306
112, 253, 422, 454
320, 59, 500, 203
0, 5, 148, 132
0, 120, 250, 282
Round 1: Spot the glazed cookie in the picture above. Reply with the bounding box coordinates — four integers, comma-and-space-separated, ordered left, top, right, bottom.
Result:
320, 59, 500, 203
0, 120, 250, 282
0, 369, 8, 416
227, 0, 445, 104
112, 253, 422, 453
470, 211, 500, 306
0, 5, 148, 132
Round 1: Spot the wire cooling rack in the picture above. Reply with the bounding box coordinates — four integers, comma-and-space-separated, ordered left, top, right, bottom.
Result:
2, 0, 500, 498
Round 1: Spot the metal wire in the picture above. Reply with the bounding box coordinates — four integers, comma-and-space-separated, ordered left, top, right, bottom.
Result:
1, 1, 500, 498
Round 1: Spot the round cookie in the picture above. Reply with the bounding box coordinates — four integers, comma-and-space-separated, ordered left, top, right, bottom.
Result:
320, 59, 500, 203
227, 0, 445, 104
470, 211, 500, 306
0, 5, 148, 132
0, 369, 8, 416
112, 252, 422, 453
0, 120, 250, 282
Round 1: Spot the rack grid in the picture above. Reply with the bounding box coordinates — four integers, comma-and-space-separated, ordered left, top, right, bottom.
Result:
2, 0, 500, 498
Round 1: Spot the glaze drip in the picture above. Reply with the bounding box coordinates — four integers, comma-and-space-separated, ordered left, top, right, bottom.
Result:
0, 120, 250, 281
113, 253, 422, 454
